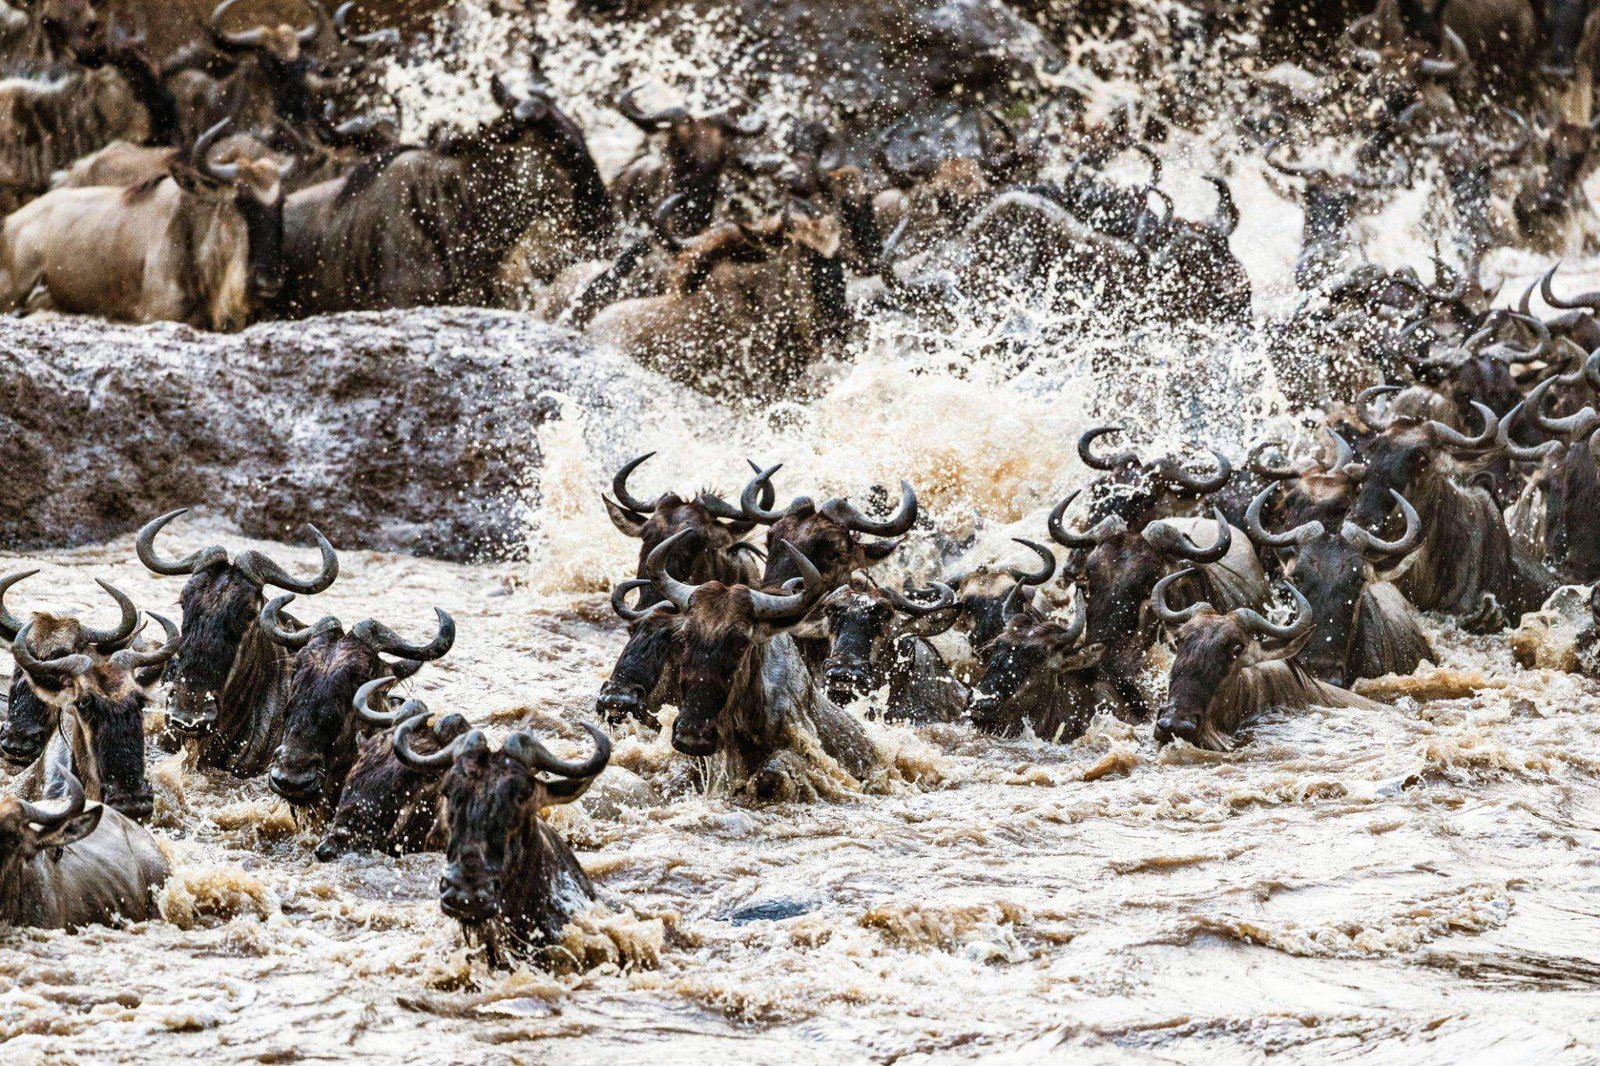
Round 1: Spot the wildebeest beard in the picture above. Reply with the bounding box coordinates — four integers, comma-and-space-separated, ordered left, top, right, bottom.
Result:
73, 685, 154, 822
271, 633, 402, 812
168, 567, 289, 774
2, 671, 55, 766
438, 749, 596, 967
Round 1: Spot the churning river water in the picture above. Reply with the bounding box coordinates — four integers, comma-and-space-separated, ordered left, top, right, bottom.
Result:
5, 1, 1600, 1062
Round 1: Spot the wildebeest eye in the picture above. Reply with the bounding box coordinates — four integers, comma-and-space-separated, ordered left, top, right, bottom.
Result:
1229, 641, 1244, 658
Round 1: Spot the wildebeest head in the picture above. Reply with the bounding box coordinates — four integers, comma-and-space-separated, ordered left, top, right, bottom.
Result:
1515, 119, 1600, 236
1350, 388, 1499, 526
1153, 571, 1316, 749
1247, 432, 1369, 532
137, 508, 338, 738
813, 574, 956, 706
264, 594, 455, 808
602, 452, 769, 593
620, 529, 824, 756
209, 0, 324, 64
737, 464, 918, 588
1245, 482, 1423, 685
0, 769, 101, 880
312, 678, 470, 862
618, 85, 765, 234
966, 572, 1099, 736
1075, 426, 1232, 526
173, 119, 296, 306
1051, 488, 1232, 651
4, 580, 178, 821
394, 718, 609, 925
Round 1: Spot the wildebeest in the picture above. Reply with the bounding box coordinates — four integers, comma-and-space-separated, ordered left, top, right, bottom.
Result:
1504, 370, 1600, 580
393, 716, 610, 967
586, 210, 848, 396
612, 85, 766, 236
623, 530, 882, 797
808, 574, 966, 722
312, 676, 469, 862
0, 765, 169, 929
1153, 571, 1380, 750
276, 77, 611, 316
137, 508, 338, 775
1353, 388, 1556, 625
0, 117, 291, 329
736, 463, 919, 589
966, 575, 1113, 741
1244, 482, 1434, 685
596, 453, 770, 725
263, 593, 455, 813
7, 613, 178, 822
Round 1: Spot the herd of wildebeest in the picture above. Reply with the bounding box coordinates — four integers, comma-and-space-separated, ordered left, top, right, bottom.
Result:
7, 0, 1600, 970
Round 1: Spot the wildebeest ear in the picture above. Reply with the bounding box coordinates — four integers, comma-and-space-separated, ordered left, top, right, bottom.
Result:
602, 495, 648, 538
1248, 626, 1315, 666
37, 805, 101, 853
862, 538, 901, 562
784, 612, 830, 641
169, 161, 214, 194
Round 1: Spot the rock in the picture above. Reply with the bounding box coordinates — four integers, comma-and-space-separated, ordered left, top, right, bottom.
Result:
0, 309, 676, 561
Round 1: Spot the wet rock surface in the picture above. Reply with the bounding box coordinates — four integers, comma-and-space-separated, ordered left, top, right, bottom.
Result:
0, 309, 658, 560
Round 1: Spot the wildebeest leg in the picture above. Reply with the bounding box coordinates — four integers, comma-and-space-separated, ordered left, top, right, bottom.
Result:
809, 699, 879, 782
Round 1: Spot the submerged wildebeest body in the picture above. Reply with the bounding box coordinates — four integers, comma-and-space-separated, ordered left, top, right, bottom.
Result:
1, 573, 178, 821
1354, 389, 1556, 625
276, 78, 611, 316
0, 118, 291, 329
393, 716, 611, 967
263, 594, 455, 814
620, 531, 882, 798
596, 454, 770, 725
0, 767, 168, 930
137, 509, 339, 776
1245, 483, 1434, 686
1153, 572, 1380, 751
313, 677, 470, 862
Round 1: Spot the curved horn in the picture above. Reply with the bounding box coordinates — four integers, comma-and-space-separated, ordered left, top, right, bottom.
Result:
1158, 448, 1232, 494
1233, 582, 1315, 643
1524, 375, 1600, 439
611, 578, 674, 623
135, 509, 229, 576
1144, 507, 1233, 564
1357, 384, 1402, 430
1496, 400, 1564, 462
617, 85, 684, 131
644, 529, 704, 610
1204, 176, 1238, 238
16, 764, 85, 832
1340, 489, 1422, 557
234, 525, 338, 594
1415, 26, 1469, 78
1046, 489, 1126, 548
818, 480, 918, 538
109, 612, 181, 672
393, 714, 482, 774
351, 608, 455, 662
1264, 138, 1324, 178
503, 721, 611, 779
192, 117, 240, 182
10, 622, 93, 681
1152, 568, 1208, 626
1427, 401, 1498, 450
1078, 426, 1140, 471
1244, 484, 1325, 548
882, 580, 955, 617
351, 675, 428, 727
610, 452, 661, 514
258, 593, 340, 651
209, 0, 267, 48
296, 0, 326, 43
739, 463, 807, 526
0, 569, 39, 642
695, 460, 774, 530
1247, 440, 1299, 480
1010, 538, 1057, 587
748, 541, 822, 621
1540, 262, 1600, 312
79, 580, 138, 650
